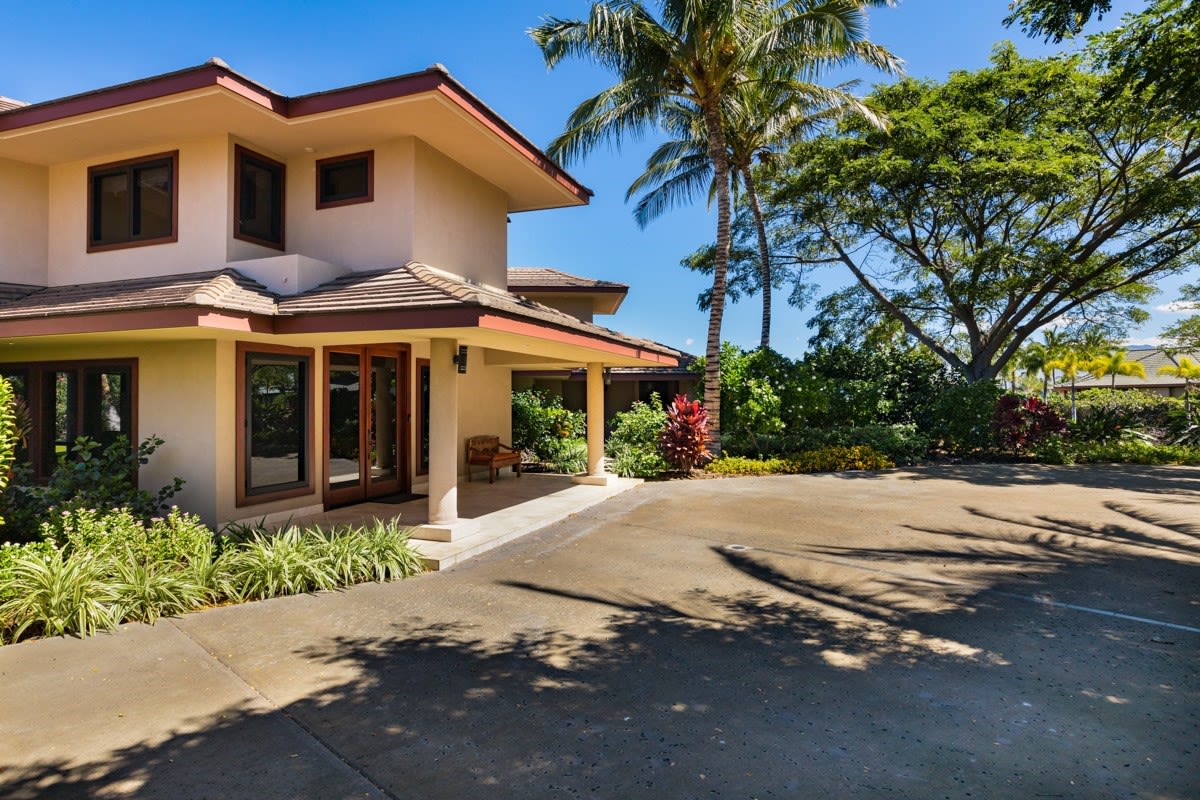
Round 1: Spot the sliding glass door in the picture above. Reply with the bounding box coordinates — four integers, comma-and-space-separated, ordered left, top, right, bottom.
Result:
324, 346, 409, 507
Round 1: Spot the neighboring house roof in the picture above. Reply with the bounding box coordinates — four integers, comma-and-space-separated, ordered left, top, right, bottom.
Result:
0, 264, 679, 363
508, 267, 628, 293
0, 59, 589, 211
1072, 348, 1200, 389
508, 267, 628, 315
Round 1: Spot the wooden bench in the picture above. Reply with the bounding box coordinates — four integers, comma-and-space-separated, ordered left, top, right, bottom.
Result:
465, 435, 523, 483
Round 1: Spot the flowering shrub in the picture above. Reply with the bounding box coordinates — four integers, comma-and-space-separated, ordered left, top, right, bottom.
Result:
659, 395, 713, 472
992, 394, 1068, 452
605, 395, 669, 478
707, 445, 894, 476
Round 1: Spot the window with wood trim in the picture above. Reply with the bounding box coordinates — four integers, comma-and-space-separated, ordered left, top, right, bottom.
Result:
238, 346, 313, 503
316, 151, 373, 209
88, 152, 177, 251
234, 145, 285, 249
1, 360, 135, 478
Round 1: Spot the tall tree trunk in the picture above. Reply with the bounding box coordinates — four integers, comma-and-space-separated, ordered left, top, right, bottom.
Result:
742, 168, 772, 351
702, 101, 731, 458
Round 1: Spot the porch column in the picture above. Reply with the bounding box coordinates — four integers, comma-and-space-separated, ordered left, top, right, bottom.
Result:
427, 338, 459, 525
573, 362, 619, 486
586, 362, 605, 476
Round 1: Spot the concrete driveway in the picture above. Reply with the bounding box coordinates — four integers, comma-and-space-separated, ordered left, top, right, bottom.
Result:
2, 465, 1198, 799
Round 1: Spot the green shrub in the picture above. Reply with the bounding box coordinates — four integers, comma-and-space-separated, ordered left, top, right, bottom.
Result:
707, 445, 894, 476
44, 506, 213, 567
348, 519, 425, 582
217, 527, 339, 601
606, 395, 669, 478
1069, 440, 1200, 465
820, 424, 930, 465
539, 437, 589, 474
1, 435, 186, 541
1049, 389, 1183, 443
512, 389, 586, 462
0, 548, 117, 641
110, 557, 208, 624
923, 381, 1003, 453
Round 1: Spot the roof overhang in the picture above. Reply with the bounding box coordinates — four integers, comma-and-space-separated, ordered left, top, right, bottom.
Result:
0, 62, 590, 212
0, 307, 677, 368
516, 288, 627, 315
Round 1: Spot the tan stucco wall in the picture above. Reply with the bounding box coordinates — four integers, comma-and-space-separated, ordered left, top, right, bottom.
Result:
412, 140, 507, 286
0, 157, 48, 286
0, 340, 221, 524
285, 139, 416, 272
457, 347, 513, 477
46, 137, 229, 286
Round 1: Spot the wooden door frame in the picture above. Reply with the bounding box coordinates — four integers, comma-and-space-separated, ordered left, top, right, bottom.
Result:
322, 344, 411, 508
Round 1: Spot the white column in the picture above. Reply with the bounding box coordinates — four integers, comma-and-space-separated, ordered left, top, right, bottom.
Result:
427, 338, 459, 525
586, 362, 605, 477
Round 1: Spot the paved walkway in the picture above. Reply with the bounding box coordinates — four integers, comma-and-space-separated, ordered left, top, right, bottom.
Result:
2, 465, 1198, 799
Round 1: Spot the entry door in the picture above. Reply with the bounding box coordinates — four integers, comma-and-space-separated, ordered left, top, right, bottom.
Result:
325, 346, 409, 507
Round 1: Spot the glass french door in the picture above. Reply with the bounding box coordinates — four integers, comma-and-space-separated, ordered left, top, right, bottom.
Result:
324, 346, 409, 506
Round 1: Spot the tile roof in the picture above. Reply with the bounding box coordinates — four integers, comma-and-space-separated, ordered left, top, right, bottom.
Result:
0, 263, 677, 360
0, 269, 277, 319
1074, 348, 1200, 388
0, 97, 28, 113
280, 263, 677, 357
508, 267, 628, 293
0, 282, 42, 304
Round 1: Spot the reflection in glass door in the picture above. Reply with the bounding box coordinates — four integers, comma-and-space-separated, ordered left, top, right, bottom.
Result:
327, 353, 361, 493
369, 355, 398, 487
325, 347, 408, 507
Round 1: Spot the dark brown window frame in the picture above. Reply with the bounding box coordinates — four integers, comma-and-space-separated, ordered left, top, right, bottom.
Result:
315, 150, 374, 209
236, 342, 315, 507
86, 151, 179, 253
233, 144, 286, 251
0, 358, 138, 479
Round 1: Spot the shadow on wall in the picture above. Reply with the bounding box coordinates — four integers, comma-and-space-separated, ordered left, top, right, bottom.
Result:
4, 494, 1198, 799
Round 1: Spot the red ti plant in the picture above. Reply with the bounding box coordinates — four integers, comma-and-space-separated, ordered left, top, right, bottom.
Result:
660, 395, 713, 472
992, 394, 1068, 452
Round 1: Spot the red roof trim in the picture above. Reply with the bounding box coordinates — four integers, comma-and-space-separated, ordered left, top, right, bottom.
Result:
0, 63, 590, 203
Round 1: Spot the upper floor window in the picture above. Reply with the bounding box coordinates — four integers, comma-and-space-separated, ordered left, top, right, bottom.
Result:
87, 152, 178, 252
316, 151, 373, 209
235, 145, 285, 250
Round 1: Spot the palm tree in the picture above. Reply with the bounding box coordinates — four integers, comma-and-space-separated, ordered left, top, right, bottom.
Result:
1046, 350, 1090, 422
1158, 356, 1200, 417
1089, 349, 1147, 388
531, 0, 900, 453
1019, 330, 1065, 400
626, 77, 884, 350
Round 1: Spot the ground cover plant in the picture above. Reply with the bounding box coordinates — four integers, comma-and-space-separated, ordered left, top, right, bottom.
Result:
0, 512, 424, 644
707, 445, 894, 476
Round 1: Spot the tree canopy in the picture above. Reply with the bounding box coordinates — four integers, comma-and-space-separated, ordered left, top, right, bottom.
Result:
765, 35, 1200, 382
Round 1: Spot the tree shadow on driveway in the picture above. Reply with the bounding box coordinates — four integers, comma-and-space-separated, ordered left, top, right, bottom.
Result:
4, 489, 1198, 799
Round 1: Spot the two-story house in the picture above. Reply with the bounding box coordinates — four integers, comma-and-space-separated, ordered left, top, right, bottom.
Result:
0, 59, 677, 538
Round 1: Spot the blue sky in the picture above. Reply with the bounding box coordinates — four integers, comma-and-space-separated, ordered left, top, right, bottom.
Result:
2, 0, 1180, 357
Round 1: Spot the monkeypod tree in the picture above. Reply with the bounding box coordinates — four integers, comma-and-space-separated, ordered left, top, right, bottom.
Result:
769, 36, 1200, 383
